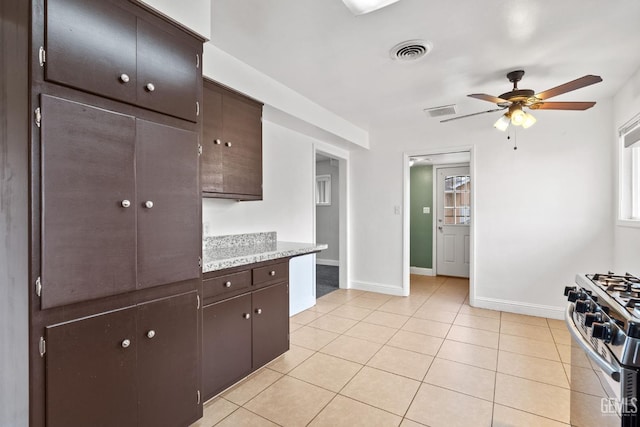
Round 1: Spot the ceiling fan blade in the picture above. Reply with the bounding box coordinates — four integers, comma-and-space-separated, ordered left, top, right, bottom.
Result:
468, 93, 511, 104
529, 101, 596, 110
534, 75, 602, 100
440, 108, 506, 123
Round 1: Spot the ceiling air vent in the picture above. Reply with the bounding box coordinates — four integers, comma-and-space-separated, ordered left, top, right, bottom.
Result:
424, 104, 457, 118
390, 40, 432, 61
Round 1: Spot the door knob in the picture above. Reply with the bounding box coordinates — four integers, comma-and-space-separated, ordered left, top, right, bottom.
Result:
145, 82, 155, 92
121, 200, 131, 208
144, 201, 154, 209
119, 73, 130, 83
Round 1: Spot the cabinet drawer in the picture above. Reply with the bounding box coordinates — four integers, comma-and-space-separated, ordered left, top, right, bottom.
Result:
203, 271, 251, 302
252, 262, 288, 287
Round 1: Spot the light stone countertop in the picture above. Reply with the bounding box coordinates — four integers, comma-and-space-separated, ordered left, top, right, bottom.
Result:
202, 232, 326, 273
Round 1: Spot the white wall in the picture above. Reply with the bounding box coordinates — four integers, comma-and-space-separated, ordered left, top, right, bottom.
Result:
613, 67, 640, 273
202, 121, 318, 314
350, 105, 614, 317
316, 159, 340, 264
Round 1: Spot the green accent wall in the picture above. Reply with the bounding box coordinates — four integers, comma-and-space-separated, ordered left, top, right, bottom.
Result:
410, 165, 433, 269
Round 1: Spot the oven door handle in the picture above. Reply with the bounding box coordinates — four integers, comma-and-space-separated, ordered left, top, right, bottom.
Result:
565, 303, 621, 382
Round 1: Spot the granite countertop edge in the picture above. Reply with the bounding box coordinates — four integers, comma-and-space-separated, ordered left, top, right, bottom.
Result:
203, 241, 328, 273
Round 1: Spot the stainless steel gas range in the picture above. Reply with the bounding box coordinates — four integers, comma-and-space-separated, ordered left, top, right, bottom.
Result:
565, 272, 640, 427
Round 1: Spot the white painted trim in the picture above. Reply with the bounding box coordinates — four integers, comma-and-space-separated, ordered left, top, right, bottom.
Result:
350, 280, 405, 296
617, 219, 640, 228
317, 258, 340, 267
410, 267, 433, 276
473, 296, 565, 320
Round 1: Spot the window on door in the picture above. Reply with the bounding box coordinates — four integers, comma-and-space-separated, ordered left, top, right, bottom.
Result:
444, 175, 470, 225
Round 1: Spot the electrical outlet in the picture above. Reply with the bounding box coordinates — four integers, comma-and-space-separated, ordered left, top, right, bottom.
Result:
202, 221, 210, 236
423, 207, 430, 214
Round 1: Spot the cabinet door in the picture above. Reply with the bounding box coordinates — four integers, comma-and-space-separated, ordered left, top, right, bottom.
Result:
136, 119, 200, 289
45, 307, 137, 427
202, 294, 252, 400
222, 94, 263, 197
137, 292, 200, 427
41, 95, 136, 309
137, 18, 200, 122
46, 0, 137, 104
252, 282, 289, 369
201, 82, 224, 193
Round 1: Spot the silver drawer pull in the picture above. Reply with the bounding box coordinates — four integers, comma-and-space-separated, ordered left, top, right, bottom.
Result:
119, 73, 130, 83
121, 199, 131, 208
224, 281, 232, 288
255, 308, 262, 315
269, 270, 276, 276
144, 201, 154, 209
214, 139, 221, 145
225, 142, 232, 147
121, 339, 131, 348
145, 82, 155, 92
146, 330, 155, 339
243, 313, 251, 320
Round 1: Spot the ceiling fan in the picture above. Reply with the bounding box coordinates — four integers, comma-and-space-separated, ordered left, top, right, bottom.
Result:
441, 70, 602, 131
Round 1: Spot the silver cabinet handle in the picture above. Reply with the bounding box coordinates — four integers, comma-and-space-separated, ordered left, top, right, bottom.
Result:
145, 83, 155, 92
214, 139, 221, 145
225, 142, 232, 147
121, 200, 131, 208
224, 281, 232, 288
144, 201, 154, 209
255, 308, 262, 315
121, 339, 131, 348
269, 270, 276, 276
146, 330, 155, 339
119, 73, 130, 83
243, 313, 251, 320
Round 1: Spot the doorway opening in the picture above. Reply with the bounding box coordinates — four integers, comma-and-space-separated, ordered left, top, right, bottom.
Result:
314, 149, 348, 298
403, 148, 475, 302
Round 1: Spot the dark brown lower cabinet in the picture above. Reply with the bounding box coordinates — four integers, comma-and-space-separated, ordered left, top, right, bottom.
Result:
202, 277, 289, 401
202, 294, 252, 399
45, 292, 199, 427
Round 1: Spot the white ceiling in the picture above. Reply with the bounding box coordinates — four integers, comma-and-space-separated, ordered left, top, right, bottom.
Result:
211, 0, 640, 133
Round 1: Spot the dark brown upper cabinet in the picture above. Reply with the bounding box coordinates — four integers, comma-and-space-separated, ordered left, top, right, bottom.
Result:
45, 292, 199, 427
45, 0, 201, 122
40, 95, 200, 309
201, 79, 263, 200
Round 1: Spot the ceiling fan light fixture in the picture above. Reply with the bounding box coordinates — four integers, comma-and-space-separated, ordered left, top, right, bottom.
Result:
341, 0, 400, 15
494, 114, 510, 132
522, 112, 537, 129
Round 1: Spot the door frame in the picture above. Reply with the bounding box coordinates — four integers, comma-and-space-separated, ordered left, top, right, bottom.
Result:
313, 143, 349, 293
402, 145, 476, 304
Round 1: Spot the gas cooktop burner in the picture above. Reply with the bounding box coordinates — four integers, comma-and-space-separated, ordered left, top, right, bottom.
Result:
589, 272, 640, 313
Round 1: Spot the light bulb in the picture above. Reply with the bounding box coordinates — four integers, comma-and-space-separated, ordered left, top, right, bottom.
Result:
494, 114, 510, 131
522, 112, 537, 129
510, 108, 526, 126
342, 0, 401, 15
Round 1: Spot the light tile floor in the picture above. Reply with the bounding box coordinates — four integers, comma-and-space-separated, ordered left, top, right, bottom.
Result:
193, 275, 575, 427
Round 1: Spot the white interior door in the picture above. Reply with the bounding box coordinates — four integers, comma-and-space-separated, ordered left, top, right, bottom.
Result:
436, 166, 470, 277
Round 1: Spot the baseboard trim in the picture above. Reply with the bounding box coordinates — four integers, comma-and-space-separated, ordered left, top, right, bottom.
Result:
473, 296, 565, 320
316, 258, 340, 267
350, 280, 405, 296
410, 267, 434, 276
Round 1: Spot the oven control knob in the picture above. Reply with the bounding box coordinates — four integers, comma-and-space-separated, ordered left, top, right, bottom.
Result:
575, 300, 591, 313
628, 322, 640, 339
585, 312, 602, 327
564, 286, 577, 296
567, 290, 585, 302
592, 322, 613, 343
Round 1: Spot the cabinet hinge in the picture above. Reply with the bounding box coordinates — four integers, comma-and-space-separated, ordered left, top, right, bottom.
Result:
197, 295, 200, 310
35, 276, 42, 297
196, 101, 200, 117
38, 46, 46, 67
196, 54, 200, 69
34, 107, 41, 128
198, 144, 203, 156
198, 256, 202, 268
197, 390, 201, 404
39, 337, 46, 357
